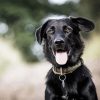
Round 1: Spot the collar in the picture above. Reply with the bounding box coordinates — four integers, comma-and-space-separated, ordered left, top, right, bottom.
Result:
52, 61, 82, 75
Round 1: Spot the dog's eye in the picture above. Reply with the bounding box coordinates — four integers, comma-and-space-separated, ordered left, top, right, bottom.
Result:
46, 29, 54, 35
63, 26, 73, 34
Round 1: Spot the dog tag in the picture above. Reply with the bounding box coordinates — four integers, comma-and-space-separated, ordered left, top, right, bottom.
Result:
59, 75, 66, 88
62, 80, 65, 88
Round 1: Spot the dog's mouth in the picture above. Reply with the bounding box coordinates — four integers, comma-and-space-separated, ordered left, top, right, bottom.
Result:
53, 48, 70, 65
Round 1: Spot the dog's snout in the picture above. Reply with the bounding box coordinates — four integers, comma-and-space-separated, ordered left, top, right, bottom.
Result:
54, 38, 64, 45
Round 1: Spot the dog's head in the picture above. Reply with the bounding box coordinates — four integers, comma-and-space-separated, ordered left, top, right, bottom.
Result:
36, 17, 94, 67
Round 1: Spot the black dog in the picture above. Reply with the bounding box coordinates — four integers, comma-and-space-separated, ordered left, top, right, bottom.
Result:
36, 16, 98, 100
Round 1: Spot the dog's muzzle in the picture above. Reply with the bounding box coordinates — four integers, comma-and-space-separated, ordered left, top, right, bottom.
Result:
53, 39, 69, 65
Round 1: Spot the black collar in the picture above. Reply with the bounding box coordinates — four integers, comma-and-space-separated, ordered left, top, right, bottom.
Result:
52, 61, 82, 75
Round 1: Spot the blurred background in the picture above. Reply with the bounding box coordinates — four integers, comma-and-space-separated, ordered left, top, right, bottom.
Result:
0, 0, 100, 100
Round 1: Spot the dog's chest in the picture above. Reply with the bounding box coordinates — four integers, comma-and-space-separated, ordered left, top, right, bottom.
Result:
47, 75, 79, 99
61, 79, 78, 99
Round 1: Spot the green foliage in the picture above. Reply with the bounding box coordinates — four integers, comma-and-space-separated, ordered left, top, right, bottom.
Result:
0, 0, 100, 62
79, 0, 100, 31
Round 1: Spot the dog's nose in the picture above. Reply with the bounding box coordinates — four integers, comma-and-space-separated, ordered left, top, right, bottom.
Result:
54, 39, 64, 45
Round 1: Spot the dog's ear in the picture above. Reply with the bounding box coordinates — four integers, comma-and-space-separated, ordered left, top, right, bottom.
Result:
70, 17, 95, 32
35, 20, 51, 44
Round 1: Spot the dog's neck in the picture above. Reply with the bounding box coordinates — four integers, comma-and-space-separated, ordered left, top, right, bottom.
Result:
52, 60, 82, 75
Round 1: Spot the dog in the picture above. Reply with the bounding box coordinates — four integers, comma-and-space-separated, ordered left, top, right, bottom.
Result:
36, 16, 98, 100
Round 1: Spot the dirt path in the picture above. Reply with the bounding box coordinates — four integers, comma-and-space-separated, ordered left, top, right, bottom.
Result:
0, 60, 99, 100
0, 62, 51, 100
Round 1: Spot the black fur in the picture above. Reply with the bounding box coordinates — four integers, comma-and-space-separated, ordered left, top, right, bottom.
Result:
36, 17, 98, 100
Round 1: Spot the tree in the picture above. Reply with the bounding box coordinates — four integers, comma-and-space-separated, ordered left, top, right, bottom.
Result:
0, 0, 99, 62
